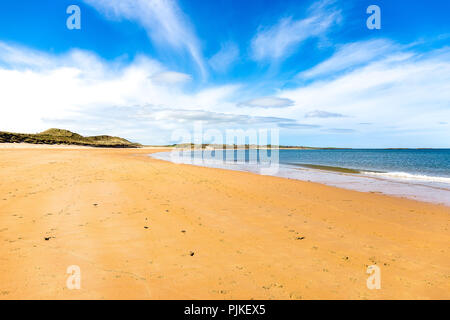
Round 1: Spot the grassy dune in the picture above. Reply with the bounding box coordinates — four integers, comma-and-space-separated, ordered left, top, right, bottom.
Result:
0, 128, 141, 148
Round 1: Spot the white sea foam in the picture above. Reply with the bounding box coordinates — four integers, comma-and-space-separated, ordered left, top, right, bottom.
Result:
362, 171, 450, 184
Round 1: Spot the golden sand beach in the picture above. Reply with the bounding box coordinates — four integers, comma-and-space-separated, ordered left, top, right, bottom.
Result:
0, 146, 448, 299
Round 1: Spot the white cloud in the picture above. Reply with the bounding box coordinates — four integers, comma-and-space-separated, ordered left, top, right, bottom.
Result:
83, 0, 207, 78
239, 97, 294, 108
0, 42, 310, 144
208, 42, 239, 73
0, 42, 55, 69
151, 71, 192, 84
0, 42, 235, 139
325, 128, 355, 133
250, 0, 341, 62
1, 38, 449, 147
277, 123, 320, 129
305, 110, 346, 118
277, 43, 450, 146
135, 106, 298, 126
300, 39, 403, 79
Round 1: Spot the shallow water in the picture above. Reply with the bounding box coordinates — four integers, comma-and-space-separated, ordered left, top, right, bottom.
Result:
150, 149, 450, 206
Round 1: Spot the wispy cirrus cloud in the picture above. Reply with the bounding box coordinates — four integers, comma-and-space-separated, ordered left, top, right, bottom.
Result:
250, 0, 341, 62
277, 42, 450, 146
325, 128, 355, 133
0, 42, 55, 69
239, 97, 294, 108
277, 122, 320, 129
299, 39, 405, 79
83, 0, 207, 78
208, 42, 239, 73
305, 110, 346, 118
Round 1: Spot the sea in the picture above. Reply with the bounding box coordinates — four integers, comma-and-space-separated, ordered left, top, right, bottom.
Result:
151, 149, 450, 206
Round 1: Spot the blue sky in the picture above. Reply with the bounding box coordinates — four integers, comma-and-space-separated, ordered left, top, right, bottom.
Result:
0, 0, 449, 147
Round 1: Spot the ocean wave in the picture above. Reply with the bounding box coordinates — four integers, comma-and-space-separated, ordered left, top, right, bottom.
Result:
361, 171, 450, 184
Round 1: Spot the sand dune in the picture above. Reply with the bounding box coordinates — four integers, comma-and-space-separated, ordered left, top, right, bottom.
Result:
0, 147, 448, 299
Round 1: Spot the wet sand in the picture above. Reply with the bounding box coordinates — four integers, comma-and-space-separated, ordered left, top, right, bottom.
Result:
0, 146, 448, 299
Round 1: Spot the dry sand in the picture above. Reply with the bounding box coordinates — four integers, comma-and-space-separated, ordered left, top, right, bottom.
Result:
0, 146, 448, 299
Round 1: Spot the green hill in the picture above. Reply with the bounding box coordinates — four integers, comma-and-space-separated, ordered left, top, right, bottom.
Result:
0, 128, 141, 148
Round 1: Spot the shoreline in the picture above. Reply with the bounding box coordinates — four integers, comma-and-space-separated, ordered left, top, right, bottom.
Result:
0, 147, 449, 299
150, 151, 450, 207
